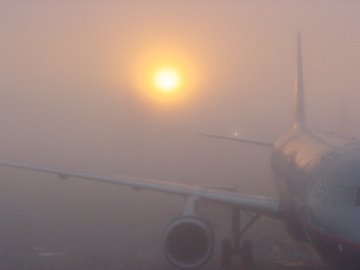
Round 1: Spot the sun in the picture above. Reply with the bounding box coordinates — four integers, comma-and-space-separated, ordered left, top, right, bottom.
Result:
154, 68, 181, 92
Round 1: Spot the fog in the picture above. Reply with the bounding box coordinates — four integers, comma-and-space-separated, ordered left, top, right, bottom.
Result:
0, 1, 359, 269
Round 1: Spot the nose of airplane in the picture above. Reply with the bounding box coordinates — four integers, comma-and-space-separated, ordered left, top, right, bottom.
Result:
306, 151, 360, 254
305, 202, 360, 270
321, 207, 360, 245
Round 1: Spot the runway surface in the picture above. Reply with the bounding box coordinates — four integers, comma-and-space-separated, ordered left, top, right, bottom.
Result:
0, 205, 324, 270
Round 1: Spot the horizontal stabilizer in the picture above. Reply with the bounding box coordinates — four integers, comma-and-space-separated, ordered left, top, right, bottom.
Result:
199, 133, 273, 147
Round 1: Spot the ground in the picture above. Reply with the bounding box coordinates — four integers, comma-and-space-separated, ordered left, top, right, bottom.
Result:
0, 170, 324, 270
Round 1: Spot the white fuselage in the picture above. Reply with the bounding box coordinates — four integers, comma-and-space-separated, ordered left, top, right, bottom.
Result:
271, 127, 360, 268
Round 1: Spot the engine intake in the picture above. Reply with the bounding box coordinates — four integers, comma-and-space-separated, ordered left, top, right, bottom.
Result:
162, 215, 214, 269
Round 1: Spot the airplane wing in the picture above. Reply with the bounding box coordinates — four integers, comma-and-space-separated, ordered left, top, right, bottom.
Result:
0, 161, 283, 219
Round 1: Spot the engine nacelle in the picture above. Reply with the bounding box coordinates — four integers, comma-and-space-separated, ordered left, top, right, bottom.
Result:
162, 215, 214, 269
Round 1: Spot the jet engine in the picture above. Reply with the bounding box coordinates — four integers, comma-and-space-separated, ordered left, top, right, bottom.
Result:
162, 215, 214, 269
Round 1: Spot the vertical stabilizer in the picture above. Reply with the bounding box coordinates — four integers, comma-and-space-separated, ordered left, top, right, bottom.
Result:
294, 33, 306, 129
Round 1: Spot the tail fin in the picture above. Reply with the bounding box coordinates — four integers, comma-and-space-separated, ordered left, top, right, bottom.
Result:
294, 33, 306, 129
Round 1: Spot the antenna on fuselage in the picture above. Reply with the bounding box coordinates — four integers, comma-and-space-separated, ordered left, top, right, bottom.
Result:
294, 32, 306, 129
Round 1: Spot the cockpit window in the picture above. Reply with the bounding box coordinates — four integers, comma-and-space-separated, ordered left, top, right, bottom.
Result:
356, 187, 360, 207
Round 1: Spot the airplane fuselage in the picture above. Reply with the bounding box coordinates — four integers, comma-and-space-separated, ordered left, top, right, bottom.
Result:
271, 127, 360, 268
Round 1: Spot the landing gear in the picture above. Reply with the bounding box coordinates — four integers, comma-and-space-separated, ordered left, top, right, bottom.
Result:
242, 240, 253, 267
220, 239, 232, 270
219, 208, 260, 270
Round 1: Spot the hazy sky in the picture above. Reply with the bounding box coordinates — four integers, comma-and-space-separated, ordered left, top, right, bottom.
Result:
1, 2, 360, 269
1, 1, 360, 186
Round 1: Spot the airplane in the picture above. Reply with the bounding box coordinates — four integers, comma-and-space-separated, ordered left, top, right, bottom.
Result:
1, 33, 360, 270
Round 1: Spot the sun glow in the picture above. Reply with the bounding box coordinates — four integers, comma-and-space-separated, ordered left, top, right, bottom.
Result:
131, 45, 199, 107
154, 68, 181, 92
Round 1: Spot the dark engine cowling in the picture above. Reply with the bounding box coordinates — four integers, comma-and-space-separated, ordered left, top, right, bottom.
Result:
162, 215, 214, 269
